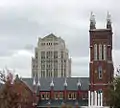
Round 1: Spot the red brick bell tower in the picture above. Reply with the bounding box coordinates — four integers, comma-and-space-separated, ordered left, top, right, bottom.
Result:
89, 12, 114, 105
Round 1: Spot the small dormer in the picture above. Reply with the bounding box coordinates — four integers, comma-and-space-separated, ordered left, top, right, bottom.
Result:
64, 78, 67, 88
77, 79, 81, 89
50, 78, 54, 87
37, 79, 40, 87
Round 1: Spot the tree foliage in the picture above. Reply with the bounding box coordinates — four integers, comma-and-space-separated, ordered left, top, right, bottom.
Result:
109, 76, 120, 108
0, 81, 20, 108
0, 71, 34, 108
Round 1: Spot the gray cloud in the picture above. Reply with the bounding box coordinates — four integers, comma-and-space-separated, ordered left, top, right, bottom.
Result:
24, 44, 34, 51
0, 0, 119, 77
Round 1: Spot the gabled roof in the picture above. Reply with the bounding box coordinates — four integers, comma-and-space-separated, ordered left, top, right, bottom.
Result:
14, 75, 34, 93
42, 33, 58, 41
20, 78, 34, 91
22, 77, 89, 91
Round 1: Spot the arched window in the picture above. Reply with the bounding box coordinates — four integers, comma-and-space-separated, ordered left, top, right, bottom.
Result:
99, 44, 102, 60
98, 66, 102, 79
94, 44, 97, 60
103, 45, 107, 60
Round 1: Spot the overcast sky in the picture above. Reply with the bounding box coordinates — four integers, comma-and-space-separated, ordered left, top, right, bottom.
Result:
0, 0, 119, 78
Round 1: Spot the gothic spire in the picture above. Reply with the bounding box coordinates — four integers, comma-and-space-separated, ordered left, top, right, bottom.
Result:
90, 12, 96, 29
106, 11, 112, 29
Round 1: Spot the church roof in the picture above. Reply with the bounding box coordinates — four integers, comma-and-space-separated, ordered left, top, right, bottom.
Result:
37, 100, 88, 107
22, 77, 89, 91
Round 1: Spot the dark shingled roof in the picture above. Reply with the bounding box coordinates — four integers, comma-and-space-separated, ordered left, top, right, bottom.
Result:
37, 100, 88, 107
22, 77, 89, 91
20, 78, 34, 91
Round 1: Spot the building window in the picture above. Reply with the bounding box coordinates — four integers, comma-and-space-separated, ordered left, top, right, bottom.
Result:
41, 51, 45, 59
61, 51, 64, 58
54, 92, 63, 100
54, 51, 58, 58
32, 65, 35, 68
54, 92, 58, 100
41, 93, 45, 100
46, 92, 50, 100
54, 43, 58, 45
98, 89, 102, 93
82, 93, 87, 100
103, 44, 107, 60
68, 92, 72, 100
46, 69, 49, 77
59, 92, 63, 99
35, 52, 38, 59
41, 71, 45, 77
41, 64, 45, 69
68, 92, 76, 100
99, 44, 102, 60
61, 69, 63, 77
64, 71, 66, 77
41, 43, 45, 45
94, 44, 97, 60
54, 71, 58, 77
72, 92, 77, 100
49, 71, 52, 77
98, 66, 102, 79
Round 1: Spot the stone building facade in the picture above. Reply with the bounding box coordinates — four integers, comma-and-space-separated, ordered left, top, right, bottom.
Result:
32, 33, 71, 78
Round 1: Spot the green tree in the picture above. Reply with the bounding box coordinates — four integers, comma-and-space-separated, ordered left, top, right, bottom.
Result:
109, 76, 120, 108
